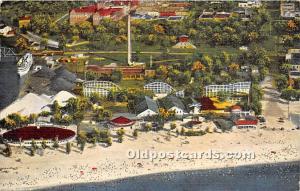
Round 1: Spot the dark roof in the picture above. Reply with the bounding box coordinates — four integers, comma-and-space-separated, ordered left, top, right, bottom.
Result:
135, 96, 158, 114
159, 95, 186, 111
291, 53, 300, 65
33, 66, 55, 79
3, 126, 75, 141
54, 67, 76, 82
50, 77, 75, 92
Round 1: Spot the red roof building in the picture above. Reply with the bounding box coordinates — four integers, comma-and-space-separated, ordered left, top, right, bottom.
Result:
231, 105, 242, 112
69, 3, 127, 25
234, 119, 258, 128
110, 116, 135, 127
3, 126, 76, 142
86, 65, 145, 80
179, 35, 189, 43
198, 97, 218, 110
159, 11, 176, 17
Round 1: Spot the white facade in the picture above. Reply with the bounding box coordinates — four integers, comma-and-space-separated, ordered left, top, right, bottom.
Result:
144, 82, 184, 97
137, 109, 157, 118
205, 82, 251, 97
6, 136, 76, 147
83, 81, 120, 97
169, 106, 187, 116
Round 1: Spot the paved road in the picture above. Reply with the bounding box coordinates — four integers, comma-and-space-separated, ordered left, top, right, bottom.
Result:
260, 75, 296, 128
64, 51, 193, 55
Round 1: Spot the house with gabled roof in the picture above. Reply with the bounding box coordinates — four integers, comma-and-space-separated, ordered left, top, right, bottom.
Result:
135, 96, 159, 118
159, 95, 188, 116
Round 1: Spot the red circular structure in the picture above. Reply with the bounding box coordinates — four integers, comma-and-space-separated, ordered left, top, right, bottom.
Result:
110, 116, 135, 127
2, 126, 75, 142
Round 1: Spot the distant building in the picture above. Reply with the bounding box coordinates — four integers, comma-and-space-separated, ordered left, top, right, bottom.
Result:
0, 91, 75, 120
286, 49, 300, 72
205, 82, 251, 100
144, 81, 184, 98
20, 31, 59, 49
238, 1, 261, 8
69, 2, 137, 25
82, 81, 120, 98
0, 26, 15, 37
135, 96, 159, 118
86, 65, 145, 80
280, 2, 300, 18
199, 11, 231, 20
234, 119, 258, 129
19, 16, 31, 28
172, 35, 196, 49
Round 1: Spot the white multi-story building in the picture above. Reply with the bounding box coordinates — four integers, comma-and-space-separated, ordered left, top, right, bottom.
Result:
83, 81, 120, 98
205, 82, 251, 98
144, 81, 184, 98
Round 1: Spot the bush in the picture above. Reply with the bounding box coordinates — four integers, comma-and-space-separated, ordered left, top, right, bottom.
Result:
133, 129, 138, 138
107, 137, 112, 146
185, 130, 206, 136
66, 142, 72, 154
170, 123, 176, 130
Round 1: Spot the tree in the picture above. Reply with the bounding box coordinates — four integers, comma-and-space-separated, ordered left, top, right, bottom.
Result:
180, 127, 185, 136
170, 123, 177, 130
281, 88, 299, 101
30, 147, 36, 156
66, 142, 72, 154
133, 129, 138, 138
28, 114, 38, 124
4, 144, 12, 157
53, 137, 59, 149
41, 140, 47, 149
144, 123, 152, 132
90, 93, 101, 104
107, 137, 112, 146
7, 113, 22, 127
275, 74, 288, 91
80, 141, 86, 152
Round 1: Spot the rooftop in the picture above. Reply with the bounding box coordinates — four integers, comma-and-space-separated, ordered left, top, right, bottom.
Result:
3, 126, 76, 142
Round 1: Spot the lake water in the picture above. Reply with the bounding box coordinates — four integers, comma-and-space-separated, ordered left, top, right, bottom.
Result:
40, 161, 299, 191
0, 52, 19, 110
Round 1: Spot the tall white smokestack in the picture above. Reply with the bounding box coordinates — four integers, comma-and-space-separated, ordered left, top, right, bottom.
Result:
127, 12, 132, 65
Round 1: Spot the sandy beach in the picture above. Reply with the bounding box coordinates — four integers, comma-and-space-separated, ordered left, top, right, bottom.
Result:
1, 76, 299, 190
0, 125, 299, 190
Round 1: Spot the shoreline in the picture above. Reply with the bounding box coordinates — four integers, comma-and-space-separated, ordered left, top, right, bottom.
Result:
36, 160, 300, 191
1, 128, 299, 191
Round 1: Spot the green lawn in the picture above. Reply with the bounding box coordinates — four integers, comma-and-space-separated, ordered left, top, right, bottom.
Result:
119, 80, 145, 89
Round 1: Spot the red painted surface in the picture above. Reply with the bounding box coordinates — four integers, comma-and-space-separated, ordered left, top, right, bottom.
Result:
198, 97, 218, 110
3, 126, 76, 141
231, 105, 242, 111
111, 0, 139, 6
159, 11, 176, 17
86, 65, 144, 75
110, 116, 135, 126
234, 120, 258, 126
179, 35, 189, 42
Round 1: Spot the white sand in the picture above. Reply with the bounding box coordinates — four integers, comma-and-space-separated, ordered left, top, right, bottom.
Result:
0, 127, 299, 191
0, 76, 299, 190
